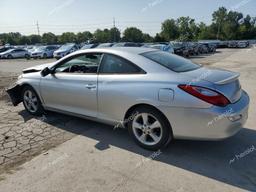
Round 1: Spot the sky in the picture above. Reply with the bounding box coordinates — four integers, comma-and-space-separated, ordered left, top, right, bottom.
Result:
0, 0, 256, 36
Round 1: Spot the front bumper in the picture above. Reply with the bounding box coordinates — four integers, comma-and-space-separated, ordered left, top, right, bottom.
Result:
0, 55, 7, 59
31, 54, 43, 58
53, 52, 65, 59
6, 84, 22, 106
161, 90, 250, 140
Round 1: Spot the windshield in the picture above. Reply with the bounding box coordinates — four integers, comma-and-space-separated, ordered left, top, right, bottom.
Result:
141, 51, 200, 72
2, 49, 14, 54
35, 46, 46, 51
59, 44, 74, 51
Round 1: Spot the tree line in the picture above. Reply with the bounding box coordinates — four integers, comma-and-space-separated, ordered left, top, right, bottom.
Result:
0, 7, 255, 45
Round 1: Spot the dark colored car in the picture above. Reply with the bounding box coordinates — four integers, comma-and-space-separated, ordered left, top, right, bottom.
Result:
170, 42, 189, 57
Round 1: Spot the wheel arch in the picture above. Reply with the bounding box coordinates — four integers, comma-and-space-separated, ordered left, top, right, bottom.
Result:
20, 83, 44, 104
124, 103, 173, 133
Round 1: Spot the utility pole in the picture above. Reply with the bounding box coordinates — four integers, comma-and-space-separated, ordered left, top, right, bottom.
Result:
217, 18, 222, 40
36, 21, 40, 36
113, 17, 116, 42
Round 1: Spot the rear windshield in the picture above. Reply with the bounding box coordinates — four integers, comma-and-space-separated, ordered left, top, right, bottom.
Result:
141, 51, 200, 72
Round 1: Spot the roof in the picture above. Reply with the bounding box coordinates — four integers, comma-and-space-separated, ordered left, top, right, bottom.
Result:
75, 47, 156, 55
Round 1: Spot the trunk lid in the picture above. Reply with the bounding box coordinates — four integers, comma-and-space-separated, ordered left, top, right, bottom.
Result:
183, 67, 242, 103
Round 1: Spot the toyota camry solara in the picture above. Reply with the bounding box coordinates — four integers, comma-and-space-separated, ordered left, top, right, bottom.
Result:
7, 47, 249, 150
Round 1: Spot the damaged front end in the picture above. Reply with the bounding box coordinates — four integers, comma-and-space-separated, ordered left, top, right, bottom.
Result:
6, 84, 22, 106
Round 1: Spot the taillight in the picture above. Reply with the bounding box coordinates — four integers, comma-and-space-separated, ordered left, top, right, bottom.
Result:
178, 85, 230, 107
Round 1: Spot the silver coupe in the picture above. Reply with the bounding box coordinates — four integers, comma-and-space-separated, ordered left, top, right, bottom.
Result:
7, 47, 250, 150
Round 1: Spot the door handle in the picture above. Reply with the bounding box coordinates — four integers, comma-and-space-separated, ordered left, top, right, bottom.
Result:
85, 84, 96, 89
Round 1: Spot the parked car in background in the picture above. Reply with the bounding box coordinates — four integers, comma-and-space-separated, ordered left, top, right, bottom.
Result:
81, 43, 99, 50
30, 45, 59, 59
96, 43, 114, 48
53, 43, 79, 59
228, 41, 238, 48
0, 46, 12, 54
190, 43, 200, 55
143, 43, 174, 54
183, 42, 195, 56
113, 42, 143, 47
198, 43, 209, 54
7, 47, 249, 150
0, 48, 30, 59
237, 41, 248, 48
170, 42, 189, 57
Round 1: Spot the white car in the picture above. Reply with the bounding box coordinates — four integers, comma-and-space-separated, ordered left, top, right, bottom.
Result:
0, 48, 30, 59
30, 46, 58, 59
53, 43, 79, 59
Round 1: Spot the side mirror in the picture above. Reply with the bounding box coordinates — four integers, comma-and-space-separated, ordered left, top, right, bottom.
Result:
41, 67, 53, 77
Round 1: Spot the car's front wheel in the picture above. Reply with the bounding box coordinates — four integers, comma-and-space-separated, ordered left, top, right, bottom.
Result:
22, 86, 44, 116
7, 54, 13, 59
128, 106, 172, 150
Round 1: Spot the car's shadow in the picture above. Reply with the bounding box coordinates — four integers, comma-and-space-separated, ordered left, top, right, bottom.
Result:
19, 110, 256, 191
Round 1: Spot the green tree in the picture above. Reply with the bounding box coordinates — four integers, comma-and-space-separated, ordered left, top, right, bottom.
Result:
28, 34, 41, 44
212, 7, 228, 39
160, 19, 179, 41
154, 33, 166, 42
58, 32, 76, 44
76, 31, 93, 43
19, 36, 31, 45
177, 16, 196, 41
42, 32, 57, 44
0, 32, 22, 45
109, 27, 121, 42
94, 29, 110, 43
122, 27, 144, 42
142, 33, 154, 42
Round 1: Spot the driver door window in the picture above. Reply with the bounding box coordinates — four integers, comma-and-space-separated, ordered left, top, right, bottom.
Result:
55, 53, 102, 74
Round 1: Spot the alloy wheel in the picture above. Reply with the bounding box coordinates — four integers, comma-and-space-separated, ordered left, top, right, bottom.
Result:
132, 113, 163, 146
23, 90, 38, 113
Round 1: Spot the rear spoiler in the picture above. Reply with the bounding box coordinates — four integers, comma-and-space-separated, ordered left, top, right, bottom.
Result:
215, 72, 240, 85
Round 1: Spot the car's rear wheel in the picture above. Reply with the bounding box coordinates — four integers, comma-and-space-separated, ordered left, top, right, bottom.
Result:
22, 86, 44, 116
43, 53, 47, 59
128, 106, 172, 150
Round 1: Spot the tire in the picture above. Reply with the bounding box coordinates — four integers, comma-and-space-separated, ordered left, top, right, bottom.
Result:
25, 54, 30, 60
127, 106, 172, 150
7, 55, 13, 59
43, 53, 47, 59
22, 86, 44, 116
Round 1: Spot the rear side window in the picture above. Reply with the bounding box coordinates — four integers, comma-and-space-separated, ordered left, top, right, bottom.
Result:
142, 51, 200, 72
99, 54, 143, 74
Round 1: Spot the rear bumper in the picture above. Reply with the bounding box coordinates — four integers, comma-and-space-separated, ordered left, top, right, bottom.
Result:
6, 84, 22, 106
161, 90, 250, 140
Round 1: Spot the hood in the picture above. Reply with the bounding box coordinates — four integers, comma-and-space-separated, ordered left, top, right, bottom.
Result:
0, 50, 13, 55
182, 67, 242, 103
22, 62, 56, 73
54, 49, 67, 54
31, 50, 43, 54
